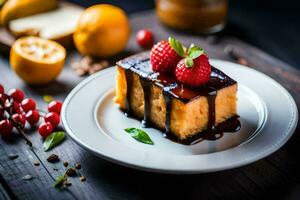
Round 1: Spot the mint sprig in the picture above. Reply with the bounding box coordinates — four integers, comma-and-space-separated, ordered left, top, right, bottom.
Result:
188, 46, 204, 59
125, 128, 154, 145
184, 44, 205, 68
168, 37, 185, 57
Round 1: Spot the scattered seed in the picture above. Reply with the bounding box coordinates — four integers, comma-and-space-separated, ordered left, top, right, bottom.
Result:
53, 168, 59, 171
22, 175, 33, 180
63, 161, 68, 167
66, 168, 77, 177
33, 161, 40, 166
47, 154, 59, 163
72, 56, 109, 76
79, 176, 86, 182
75, 163, 81, 169
8, 153, 19, 160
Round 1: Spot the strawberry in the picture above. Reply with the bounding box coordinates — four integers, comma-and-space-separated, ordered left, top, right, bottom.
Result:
175, 52, 211, 87
150, 37, 184, 73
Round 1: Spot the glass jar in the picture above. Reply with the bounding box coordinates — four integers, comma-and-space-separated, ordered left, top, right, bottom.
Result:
155, 0, 228, 34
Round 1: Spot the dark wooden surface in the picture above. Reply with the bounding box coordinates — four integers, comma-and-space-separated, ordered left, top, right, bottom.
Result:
0, 11, 300, 200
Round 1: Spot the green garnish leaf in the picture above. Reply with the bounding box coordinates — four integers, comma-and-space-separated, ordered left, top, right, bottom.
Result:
185, 57, 194, 68
54, 175, 65, 187
43, 132, 65, 151
124, 128, 154, 145
188, 46, 204, 59
43, 95, 53, 103
168, 37, 185, 57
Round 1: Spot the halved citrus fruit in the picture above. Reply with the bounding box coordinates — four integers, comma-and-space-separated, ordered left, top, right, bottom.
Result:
10, 36, 66, 84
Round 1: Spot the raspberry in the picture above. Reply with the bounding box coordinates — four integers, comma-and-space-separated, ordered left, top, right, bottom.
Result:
175, 54, 211, 87
150, 40, 182, 73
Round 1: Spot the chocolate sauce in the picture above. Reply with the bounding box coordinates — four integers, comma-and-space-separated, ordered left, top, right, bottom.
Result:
207, 90, 217, 132
124, 69, 133, 116
140, 77, 151, 127
118, 52, 240, 145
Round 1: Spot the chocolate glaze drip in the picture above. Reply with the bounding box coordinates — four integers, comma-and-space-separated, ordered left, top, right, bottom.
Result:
124, 69, 133, 116
139, 77, 151, 127
207, 90, 217, 132
118, 52, 240, 145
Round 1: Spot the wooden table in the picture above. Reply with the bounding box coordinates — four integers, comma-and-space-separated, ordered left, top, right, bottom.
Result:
0, 11, 299, 200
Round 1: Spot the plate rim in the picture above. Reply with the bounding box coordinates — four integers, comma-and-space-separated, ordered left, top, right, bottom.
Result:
61, 59, 298, 174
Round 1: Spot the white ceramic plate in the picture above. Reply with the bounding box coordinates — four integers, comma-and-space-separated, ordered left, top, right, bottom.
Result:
61, 60, 298, 174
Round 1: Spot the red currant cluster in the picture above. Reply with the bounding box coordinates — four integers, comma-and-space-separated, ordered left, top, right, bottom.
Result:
0, 84, 63, 139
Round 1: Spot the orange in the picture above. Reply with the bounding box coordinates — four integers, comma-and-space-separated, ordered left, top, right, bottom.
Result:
73, 4, 130, 58
10, 36, 66, 84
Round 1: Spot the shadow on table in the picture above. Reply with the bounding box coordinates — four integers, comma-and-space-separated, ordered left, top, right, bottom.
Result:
76, 149, 295, 200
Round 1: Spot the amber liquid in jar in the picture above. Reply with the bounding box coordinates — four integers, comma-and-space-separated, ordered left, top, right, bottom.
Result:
156, 0, 228, 33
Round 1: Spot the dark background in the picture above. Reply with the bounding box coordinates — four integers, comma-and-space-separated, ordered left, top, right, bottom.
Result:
68, 0, 300, 69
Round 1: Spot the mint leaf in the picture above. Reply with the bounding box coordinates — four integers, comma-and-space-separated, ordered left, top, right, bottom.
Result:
43, 132, 65, 151
125, 128, 154, 145
185, 57, 194, 68
54, 175, 65, 187
168, 37, 185, 57
188, 46, 204, 59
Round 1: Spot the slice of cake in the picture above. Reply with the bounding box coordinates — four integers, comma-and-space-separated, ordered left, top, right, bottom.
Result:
115, 38, 239, 144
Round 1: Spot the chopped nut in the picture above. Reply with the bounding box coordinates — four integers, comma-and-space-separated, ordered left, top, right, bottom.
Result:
66, 168, 77, 177
33, 161, 40, 166
72, 56, 109, 76
75, 163, 81, 169
79, 176, 86, 182
71, 62, 81, 69
63, 161, 68, 167
75, 68, 87, 76
47, 154, 59, 163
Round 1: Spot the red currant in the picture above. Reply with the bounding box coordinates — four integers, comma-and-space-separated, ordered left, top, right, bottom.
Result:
0, 119, 13, 137
136, 29, 154, 49
25, 110, 40, 126
10, 101, 22, 114
8, 88, 25, 102
48, 100, 62, 114
44, 112, 60, 128
0, 84, 4, 94
12, 113, 26, 127
0, 93, 8, 104
0, 108, 4, 120
38, 122, 53, 138
21, 98, 36, 112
